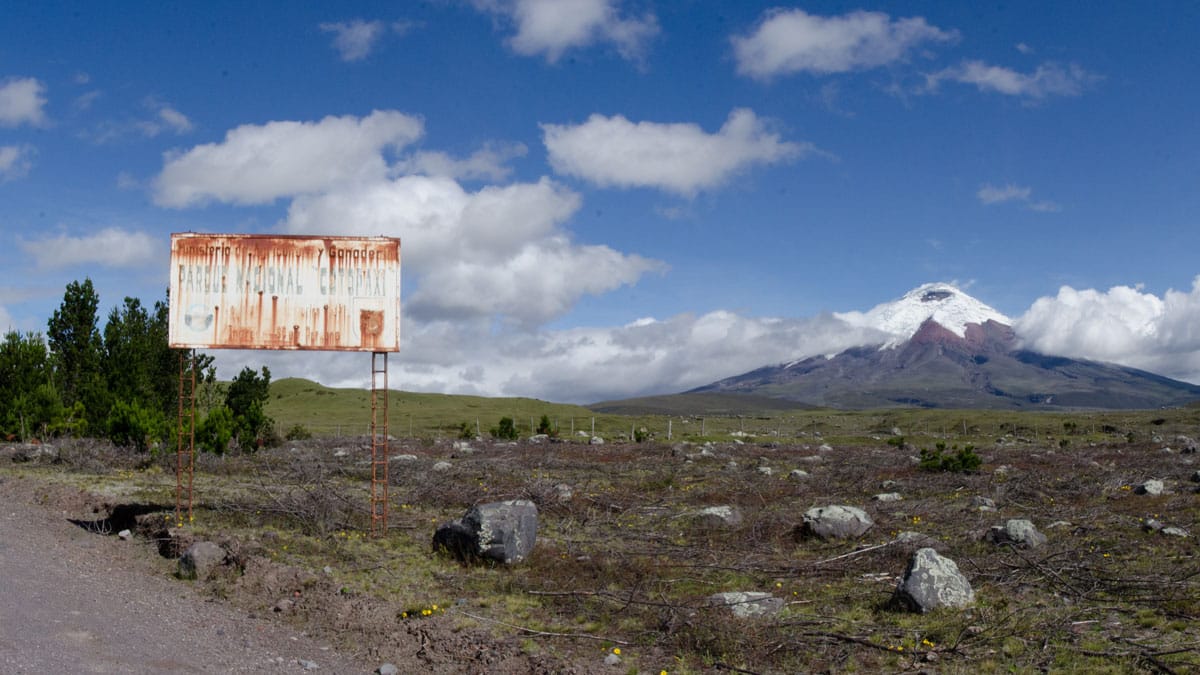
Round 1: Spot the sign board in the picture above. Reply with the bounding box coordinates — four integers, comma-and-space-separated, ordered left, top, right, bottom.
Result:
169, 233, 401, 351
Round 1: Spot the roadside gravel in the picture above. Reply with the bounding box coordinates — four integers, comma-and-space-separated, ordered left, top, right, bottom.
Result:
0, 476, 370, 674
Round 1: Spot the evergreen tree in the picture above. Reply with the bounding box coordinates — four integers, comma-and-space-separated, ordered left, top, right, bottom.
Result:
225, 366, 273, 449
0, 331, 51, 439
47, 278, 105, 430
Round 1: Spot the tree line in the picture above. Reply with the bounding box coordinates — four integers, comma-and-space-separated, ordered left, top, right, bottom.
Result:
0, 278, 274, 453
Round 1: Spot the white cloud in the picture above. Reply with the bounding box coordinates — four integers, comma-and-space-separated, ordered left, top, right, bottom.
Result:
19, 227, 158, 270
1015, 279, 1200, 384
977, 183, 1030, 205
137, 102, 193, 137
0, 145, 34, 181
0, 77, 48, 127
927, 60, 1098, 99
543, 108, 811, 195
153, 110, 424, 207
977, 182, 1060, 212
392, 141, 527, 181
732, 8, 956, 80
320, 19, 389, 61
213, 309, 884, 403
285, 173, 661, 325
474, 0, 658, 63
1015, 43, 1034, 55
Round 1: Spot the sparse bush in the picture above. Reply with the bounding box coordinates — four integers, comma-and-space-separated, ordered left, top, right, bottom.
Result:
457, 421, 474, 440
285, 423, 312, 441
105, 398, 168, 453
919, 442, 981, 472
536, 414, 553, 436
633, 426, 650, 443
196, 405, 234, 454
491, 416, 518, 440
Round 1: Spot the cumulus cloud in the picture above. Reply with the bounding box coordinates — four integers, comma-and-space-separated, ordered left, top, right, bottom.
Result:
212, 309, 883, 403
977, 182, 1060, 212
732, 8, 956, 80
320, 19, 413, 61
0, 77, 48, 127
927, 60, 1099, 99
392, 141, 527, 181
19, 227, 158, 270
153, 110, 424, 206
543, 108, 811, 195
473, 0, 658, 63
1015, 280, 1200, 384
0, 144, 34, 181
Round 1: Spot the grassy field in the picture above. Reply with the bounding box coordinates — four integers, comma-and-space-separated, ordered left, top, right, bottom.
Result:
6, 392, 1199, 672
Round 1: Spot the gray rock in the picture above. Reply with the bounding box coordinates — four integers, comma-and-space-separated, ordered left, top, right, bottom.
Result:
389, 454, 418, 462
801, 505, 874, 540
332, 449, 350, 458
1177, 436, 1197, 453
177, 541, 226, 580
299, 659, 319, 670
986, 519, 1047, 548
377, 664, 399, 675
797, 455, 824, 464
1135, 479, 1164, 495
528, 434, 549, 444
969, 496, 996, 511
589, 436, 605, 446
789, 469, 810, 480
554, 483, 573, 501
707, 591, 784, 618
818, 443, 834, 453
894, 548, 975, 613
691, 505, 743, 529
893, 531, 941, 552
603, 653, 621, 666
431, 461, 452, 472
872, 492, 903, 503
432, 499, 538, 565
1143, 518, 1165, 533
1161, 527, 1190, 538
117, 529, 132, 540
756, 466, 773, 476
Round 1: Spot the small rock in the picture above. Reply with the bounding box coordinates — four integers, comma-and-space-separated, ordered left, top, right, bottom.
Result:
603, 653, 621, 666
725, 460, 739, 471
377, 664, 399, 675
1135, 479, 1164, 496
1142, 518, 1165, 533
880, 480, 899, 489
893, 531, 941, 552
985, 519, 1047, 548
589, 436, 605, 446
117, 529, 132, 540
332, 449, 350, 458
1190, 470, 1200, 483
801, 505, 874, 540
872, 492, 903, 503
1161, 527, 1190, 538
298, 659, 319, 670
273, 598, 294, 613
969, 496, 996, 511
389, 454, 418, 462
432, 461, 452, 472
707, 591, 784, 618
797, 455, 824, 464
818, 443, 833, 453
691, 505, 743, 529
789, 469, 810, 480
756, 466, 773, 476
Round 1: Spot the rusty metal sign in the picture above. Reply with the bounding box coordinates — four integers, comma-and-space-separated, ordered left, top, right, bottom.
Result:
168, 233, 401, 351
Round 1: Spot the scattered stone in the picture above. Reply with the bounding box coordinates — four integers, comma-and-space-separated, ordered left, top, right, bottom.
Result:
725, 460, 739, 471
789, 469, 810, 480
798, 455, 824, 464
993, 465, 1012, 475
432, 461, 452, 472
553, 483, 573, 501
1135, 479, 1164, 496
880, 480, 899, 489
1046, 521, 1072, 530
177, 541, 226, 580
872, 492, 903, 503
332, 449, 350, 459
377, 664, 399, 675
389, 454, 418, 462
433, 500, 538, 565
1161, 527, 1190, 538
273, 598, 294, 613
589, 436, 605, 446
893, 548, 975, 613
1177, 436, 1197, 453
893, 531, 941, 552
117, 529, 132, 540
603, 653, 621, 666
985, 519, 1047, 548
528, 434, 549, 444
756, 466, 773, 477
1143, 518, 1165, 533
969, 496, 996, 511
818, 443, 833, 453
707, 591, 784, 618
690, 505, 743, 529
298, 659, 318, 670
801, 505, 874, 540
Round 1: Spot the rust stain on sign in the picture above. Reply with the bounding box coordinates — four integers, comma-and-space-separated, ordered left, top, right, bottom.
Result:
169, 233, 401, 352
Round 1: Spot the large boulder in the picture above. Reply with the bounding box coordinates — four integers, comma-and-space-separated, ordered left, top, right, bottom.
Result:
177, 541, 226, 580
433, 500, 538, 565
985, 519, 1047, 548
800, 505, 874, 540
894, 548, 975, 612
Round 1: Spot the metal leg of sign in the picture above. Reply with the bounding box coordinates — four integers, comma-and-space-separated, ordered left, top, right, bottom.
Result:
370, 352, 390, 537
176, 350, 197, 525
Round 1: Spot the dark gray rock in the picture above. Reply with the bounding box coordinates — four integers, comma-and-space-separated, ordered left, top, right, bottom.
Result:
985, 519, 1047, 548
969, 496, 996, 511
1177, 436, 1197, 453
893, 531, 942, 552
177, 541, 226, 580
433, 500, 538, 565
801, 505, 874, 540
894, 548, 975, 613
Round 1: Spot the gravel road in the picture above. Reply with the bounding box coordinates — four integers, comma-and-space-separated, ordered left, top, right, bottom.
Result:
0, 477, 370, 674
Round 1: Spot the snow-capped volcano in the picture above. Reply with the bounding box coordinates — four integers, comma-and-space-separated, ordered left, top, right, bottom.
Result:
835, 283, 1011, 348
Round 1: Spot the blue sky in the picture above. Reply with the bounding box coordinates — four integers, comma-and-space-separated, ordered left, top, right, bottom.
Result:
3, 1, 1200, 402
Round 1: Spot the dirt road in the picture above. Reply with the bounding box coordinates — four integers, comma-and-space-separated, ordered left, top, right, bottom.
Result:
0, 477, 370, 674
